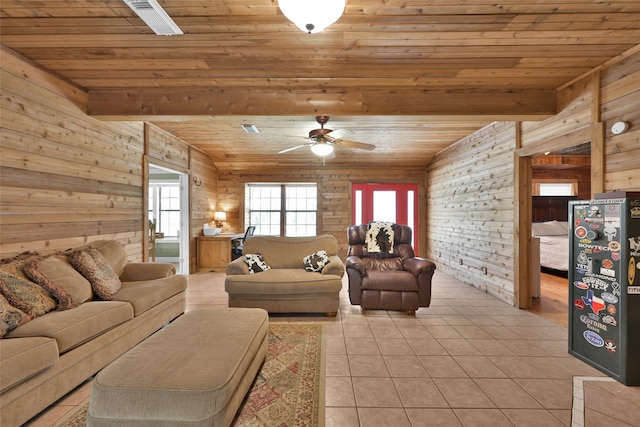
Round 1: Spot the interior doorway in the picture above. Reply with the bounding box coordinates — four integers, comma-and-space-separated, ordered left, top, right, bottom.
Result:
352, 183, 419, 252
148, 164, 190, 274
528, 142, 591, 321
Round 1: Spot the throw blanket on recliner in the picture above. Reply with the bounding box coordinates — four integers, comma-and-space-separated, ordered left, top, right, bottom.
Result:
366, 221, 394, 254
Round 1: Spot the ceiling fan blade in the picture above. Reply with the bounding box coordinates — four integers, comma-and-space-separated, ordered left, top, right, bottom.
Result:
325, 128, 354, 140
335, 139, 376, 151
278, 144, 307, 154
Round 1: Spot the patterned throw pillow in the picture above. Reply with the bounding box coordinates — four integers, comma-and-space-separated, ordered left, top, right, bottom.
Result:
244, 253, 271, 274
24, 255, 91, 310
0, 271, 57, 317
0, 293, 31, 338
67, 248, 122, 300
303, 250, 330, 272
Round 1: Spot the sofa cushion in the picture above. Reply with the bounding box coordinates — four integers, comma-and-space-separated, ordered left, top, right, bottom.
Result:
91, 240, 129, 277
68, 248, 122, 300
303, 250, 330, 272
226, 269, 343, 295
0, 336, 58, 393
0, 271, 57, 317
6, 301, 133, 354
0, 293, 31, 337
24, 255, 92, 308
113, 275, 187, 316
244, 253, 271, 274
243, 235, 339, 269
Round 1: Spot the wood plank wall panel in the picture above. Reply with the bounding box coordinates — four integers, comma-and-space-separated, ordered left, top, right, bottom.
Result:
601, 50, 640, 191
217, 166, 427, 258
147, 123, 190, 171
189, 147, 218, 272
426, 122, 516, 304
1, 49, 146, 258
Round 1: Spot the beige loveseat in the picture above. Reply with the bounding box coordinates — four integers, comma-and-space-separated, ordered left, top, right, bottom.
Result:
225, 234, 344, 315
0, 240, 187, 427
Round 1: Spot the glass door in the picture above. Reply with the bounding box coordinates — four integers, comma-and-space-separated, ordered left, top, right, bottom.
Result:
352, 183, 418, 252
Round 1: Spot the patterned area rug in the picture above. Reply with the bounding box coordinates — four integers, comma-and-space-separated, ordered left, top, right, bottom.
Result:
55, 322, 325, 427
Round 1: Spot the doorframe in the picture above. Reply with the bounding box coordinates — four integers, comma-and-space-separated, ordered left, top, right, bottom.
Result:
144, 157, 190, 274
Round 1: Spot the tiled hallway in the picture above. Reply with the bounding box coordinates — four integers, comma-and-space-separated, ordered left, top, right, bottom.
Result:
26, 271, 640, 426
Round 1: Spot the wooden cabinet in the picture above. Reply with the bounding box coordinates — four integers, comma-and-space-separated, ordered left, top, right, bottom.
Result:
197, 234, 244, 271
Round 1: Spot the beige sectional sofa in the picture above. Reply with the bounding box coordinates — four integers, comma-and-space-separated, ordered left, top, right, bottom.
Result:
0, 240, 187, 427
225, 234, 344, 315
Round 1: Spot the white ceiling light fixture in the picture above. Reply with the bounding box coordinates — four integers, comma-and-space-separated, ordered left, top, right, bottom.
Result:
278, 0, 346, 34
123, 0, 183, 36
310, 140, 334, 156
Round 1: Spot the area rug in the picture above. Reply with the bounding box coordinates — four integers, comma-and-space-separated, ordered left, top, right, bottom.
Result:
55, 322, 325, 427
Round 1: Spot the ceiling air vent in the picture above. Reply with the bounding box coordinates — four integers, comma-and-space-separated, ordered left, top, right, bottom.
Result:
241, 124, 260, 134
123, 0, 183, 36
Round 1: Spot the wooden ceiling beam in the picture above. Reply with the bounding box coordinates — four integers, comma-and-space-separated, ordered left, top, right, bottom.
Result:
88, 87, 556, 119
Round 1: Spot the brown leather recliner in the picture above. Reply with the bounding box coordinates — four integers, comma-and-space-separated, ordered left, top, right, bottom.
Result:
346, 224, 436, 312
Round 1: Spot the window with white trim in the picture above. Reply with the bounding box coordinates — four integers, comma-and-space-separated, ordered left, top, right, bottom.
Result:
532, 179, 578, 196
244, 183, 318, 236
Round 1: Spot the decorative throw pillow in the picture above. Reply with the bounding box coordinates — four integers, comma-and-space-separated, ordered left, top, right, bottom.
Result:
244, 253, 271, 274
0, 293, 31, 338
0, 271, 57, 317
24, 255, 92, 310
67, 248, 122, 300
303, 250, 330, 272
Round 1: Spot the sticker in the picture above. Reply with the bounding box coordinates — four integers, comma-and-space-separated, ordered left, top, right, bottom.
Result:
601, 292, 618, 304
574, 281, 589, 290
609, 241, 621, 251
581, 290, 605, 315
605, 340, 617, 353
612, 281, 621, 296
630, 257, 636, 285
604, 226, 617, 241
630, 237, 640, 256
588, 313, 601, 322
574, 299, 585, 310
575, 226, 588, 239
602, 259, 614, 269
583, 330, 605, 347
628, 286, 640, 295
612, 252, 621, 261
602, 315, 617, 327
600, 267, 616, 278
580, 314, 608, 332
582, 277, 609, 291
607, 305, 616, 315
589, 206, 601, 217
631, 206, 640, 218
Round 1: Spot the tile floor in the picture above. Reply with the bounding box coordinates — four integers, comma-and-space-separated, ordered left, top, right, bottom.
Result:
24, 271, 640, 426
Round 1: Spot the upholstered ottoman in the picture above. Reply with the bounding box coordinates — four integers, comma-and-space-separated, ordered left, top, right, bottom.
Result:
86, 308, 269, 426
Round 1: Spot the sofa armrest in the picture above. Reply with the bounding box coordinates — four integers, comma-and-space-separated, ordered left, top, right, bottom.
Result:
226, 257, 250, 275
322, 255, 345, 277
402, 257, 436, 276
346, 255, 366, 277
120, 262, 176, 281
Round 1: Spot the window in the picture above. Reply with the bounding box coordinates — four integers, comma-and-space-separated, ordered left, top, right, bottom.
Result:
149, 183, 181, 238
532, 179, 578, 196
245, 183, 318, 236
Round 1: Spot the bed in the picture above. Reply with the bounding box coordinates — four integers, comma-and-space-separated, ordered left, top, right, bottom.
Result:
532, 220, 570, 272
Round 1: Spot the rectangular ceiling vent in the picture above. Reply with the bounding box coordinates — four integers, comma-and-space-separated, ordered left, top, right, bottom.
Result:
123, 0, 183, 36
241, 124, 260, 134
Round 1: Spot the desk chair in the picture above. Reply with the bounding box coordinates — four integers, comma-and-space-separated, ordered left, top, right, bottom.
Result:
231, 226, 256, 260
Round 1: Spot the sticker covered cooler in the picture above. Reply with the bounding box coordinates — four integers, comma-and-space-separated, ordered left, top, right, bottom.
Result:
568, 192, 640, 385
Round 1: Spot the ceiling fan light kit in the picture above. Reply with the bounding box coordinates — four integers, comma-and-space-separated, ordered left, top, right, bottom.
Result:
278, 0, 345, 34
310, 142, 335, 156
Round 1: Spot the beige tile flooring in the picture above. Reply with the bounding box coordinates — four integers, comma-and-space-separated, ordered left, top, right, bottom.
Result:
25, 271, 640, 426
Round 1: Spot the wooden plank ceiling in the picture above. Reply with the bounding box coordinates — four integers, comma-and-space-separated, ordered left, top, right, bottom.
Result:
2, 1, 640, 170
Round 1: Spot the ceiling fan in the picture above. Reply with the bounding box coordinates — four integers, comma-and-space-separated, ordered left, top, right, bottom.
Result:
278, 116, 376, 158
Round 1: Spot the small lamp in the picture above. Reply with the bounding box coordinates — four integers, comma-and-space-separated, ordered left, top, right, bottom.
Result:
213, 211, 227, 228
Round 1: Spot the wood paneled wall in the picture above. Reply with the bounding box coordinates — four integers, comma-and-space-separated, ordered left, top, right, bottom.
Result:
217, 166, 427, 258
1, 49, 218, 270
426, 122, 517, 304
601, 50, 640, 191
1, 48, 146, 258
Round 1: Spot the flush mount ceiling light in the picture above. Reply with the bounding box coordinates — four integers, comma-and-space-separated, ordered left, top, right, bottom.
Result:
310, 140, 335, 156
123, 0, 183, 36
278, 0, 346, 34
